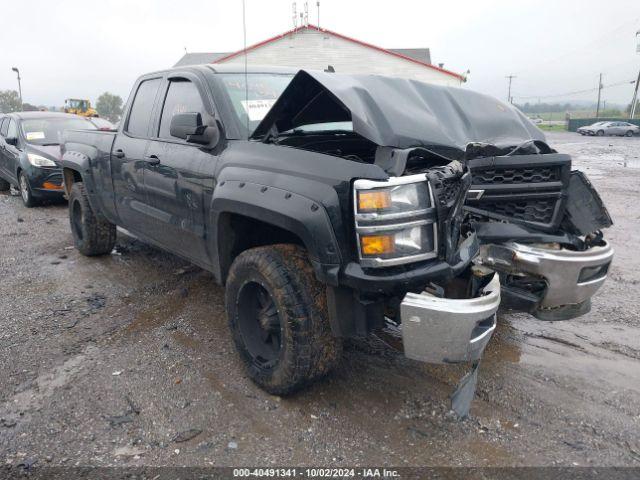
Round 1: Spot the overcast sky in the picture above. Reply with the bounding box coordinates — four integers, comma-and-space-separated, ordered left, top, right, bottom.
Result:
1, 0, 639, 108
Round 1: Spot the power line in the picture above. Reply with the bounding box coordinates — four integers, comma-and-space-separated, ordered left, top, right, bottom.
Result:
512, 16, 640, 76
513, 79, 636, 101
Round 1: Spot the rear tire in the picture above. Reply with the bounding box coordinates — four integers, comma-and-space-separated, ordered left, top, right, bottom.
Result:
225, 244, 342, 395
68, 182, 116, 256
19, 172, 38, 208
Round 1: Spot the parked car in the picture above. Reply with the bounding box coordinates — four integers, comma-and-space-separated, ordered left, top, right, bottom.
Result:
578, 121, 639, 136
60, 65, 612, 412
0, 112, 97, 207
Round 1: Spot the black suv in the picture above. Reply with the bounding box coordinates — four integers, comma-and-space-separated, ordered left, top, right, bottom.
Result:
0, 112, 96, 207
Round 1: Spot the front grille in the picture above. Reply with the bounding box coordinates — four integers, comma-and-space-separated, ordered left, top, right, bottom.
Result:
480, 199, 556, 224
473, 166, 561, 185
465, 153, 571, 231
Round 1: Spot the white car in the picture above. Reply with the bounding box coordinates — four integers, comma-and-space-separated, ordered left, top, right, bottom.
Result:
578, 121, 639, 137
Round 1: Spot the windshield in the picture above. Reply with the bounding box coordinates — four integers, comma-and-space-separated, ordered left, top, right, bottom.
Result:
218, 73, 294, 132
21, 117, 96, 145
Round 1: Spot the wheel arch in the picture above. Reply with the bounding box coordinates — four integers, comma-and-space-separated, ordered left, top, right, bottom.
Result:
211, 181, 342, 286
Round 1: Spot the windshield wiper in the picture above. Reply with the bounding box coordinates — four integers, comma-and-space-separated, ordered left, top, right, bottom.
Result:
40, 142, 60, 146
261, 127, 353, 144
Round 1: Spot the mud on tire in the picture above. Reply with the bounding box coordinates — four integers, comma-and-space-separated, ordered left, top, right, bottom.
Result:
225, 244, 342, 395
68, 182, 116, 256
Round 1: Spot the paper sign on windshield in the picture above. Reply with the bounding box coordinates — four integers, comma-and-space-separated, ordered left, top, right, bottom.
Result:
26, 132, 46, 140
241, 99, 276, 122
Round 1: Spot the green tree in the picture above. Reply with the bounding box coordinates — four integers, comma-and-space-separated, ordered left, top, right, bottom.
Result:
96, 92, 123, 122
0, 90, 21, 113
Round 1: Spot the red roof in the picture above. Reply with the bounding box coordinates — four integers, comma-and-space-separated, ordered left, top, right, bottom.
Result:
215, 24, 465, 81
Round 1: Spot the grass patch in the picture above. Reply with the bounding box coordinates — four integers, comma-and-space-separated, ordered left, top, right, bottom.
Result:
538, 124, 567, 132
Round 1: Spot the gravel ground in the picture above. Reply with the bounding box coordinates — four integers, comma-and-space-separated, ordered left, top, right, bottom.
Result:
0, 131, 639, 470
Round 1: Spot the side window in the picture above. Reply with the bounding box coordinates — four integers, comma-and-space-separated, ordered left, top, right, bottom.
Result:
158, 79, 206, 140
125, 78, 161, 137
6, 119, 18, 139
0, 118, 8, 137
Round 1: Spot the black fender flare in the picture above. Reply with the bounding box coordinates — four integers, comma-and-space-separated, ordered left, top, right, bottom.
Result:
211, 180, 342, 285
60, 147, 106, 218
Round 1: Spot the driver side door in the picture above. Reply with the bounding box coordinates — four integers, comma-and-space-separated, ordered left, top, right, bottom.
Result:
143, 74, 218, 264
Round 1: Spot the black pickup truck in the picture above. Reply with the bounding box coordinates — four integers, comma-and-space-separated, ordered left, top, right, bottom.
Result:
61, 65, 612, 402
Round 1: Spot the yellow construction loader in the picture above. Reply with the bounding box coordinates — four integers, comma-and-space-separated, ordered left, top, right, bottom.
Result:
63, 98, 98, 117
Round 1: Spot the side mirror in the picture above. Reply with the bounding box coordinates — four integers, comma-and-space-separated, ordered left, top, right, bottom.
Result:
170, 112, 204, 140
170, 112, 220, 146
5, 137, 18, 147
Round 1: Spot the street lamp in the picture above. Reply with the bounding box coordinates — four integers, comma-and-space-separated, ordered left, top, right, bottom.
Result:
11, 67, 23, 111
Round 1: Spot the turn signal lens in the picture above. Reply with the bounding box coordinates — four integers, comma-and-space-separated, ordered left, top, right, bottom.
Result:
361, 234, 394, 255
358, 190, 391, 212
42, 181, 63, 190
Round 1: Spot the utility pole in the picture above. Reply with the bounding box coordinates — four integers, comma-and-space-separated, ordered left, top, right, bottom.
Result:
595, 73, 603, 119
11, 67, 23, 111
630, 29, 640, 119
505, 75, 516, 103
316, 1, 320, 28
631, 71, 640, 119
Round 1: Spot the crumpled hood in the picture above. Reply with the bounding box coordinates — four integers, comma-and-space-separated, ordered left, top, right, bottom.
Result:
251, 70, 545, 151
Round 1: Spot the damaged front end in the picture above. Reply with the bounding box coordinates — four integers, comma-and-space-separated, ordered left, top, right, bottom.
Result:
349, 154, 501, 368
466, 149, 614, 320
250, 68, 615, 413
251, 70, 508, 414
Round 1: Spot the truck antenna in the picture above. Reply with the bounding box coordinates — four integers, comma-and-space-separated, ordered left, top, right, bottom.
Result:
242, 0, 249, 132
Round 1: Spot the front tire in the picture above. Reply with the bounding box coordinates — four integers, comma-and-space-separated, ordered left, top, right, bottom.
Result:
225, 244, 342, 395
626, 130, 634, 137
596, 130, 605, 136
68, 182, 116, 256
19, 172, 38, 208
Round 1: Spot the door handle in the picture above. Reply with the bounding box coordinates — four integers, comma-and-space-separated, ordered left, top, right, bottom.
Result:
145, 154, 160, 166
114, 149, 125, 159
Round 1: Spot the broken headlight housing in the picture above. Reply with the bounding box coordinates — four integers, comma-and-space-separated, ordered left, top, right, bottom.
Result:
353, 174, 437, 267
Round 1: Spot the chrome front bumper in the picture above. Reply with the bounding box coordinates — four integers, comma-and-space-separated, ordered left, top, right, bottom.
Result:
478, 241, 613, 311
400, 275, 501, 364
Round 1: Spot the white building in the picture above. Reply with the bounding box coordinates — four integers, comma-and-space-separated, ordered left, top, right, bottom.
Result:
175, 24, 465, 86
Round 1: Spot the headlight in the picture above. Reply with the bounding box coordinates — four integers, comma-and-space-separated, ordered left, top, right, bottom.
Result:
357, 182, 430, 214
360, 224, 435, 258
353, 174, 437, 267
27, 154, 56, 167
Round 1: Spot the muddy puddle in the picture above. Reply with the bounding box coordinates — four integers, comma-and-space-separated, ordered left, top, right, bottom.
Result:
485, 315, 640, 395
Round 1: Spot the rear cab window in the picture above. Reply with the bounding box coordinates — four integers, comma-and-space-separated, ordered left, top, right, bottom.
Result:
125, 78, 162, 137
